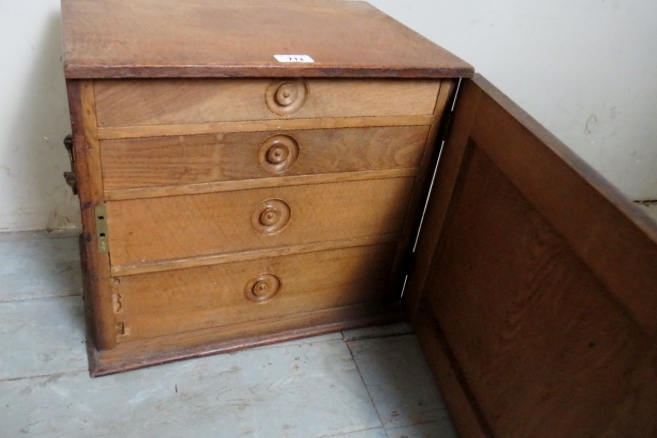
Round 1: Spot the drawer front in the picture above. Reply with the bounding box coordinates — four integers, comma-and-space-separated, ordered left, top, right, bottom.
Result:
112, 243, 397, 342
94, 79, 441, 127
106, 177, 415, 267
101, 126, 430, 190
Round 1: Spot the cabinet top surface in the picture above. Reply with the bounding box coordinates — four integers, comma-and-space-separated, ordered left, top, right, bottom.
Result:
61, 0, 473, 79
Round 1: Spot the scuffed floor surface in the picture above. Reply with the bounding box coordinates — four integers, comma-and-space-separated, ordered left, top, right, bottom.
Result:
0, 232, 458, 438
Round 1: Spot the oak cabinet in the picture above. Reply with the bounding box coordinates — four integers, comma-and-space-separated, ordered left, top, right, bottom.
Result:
61, 1, 657, 436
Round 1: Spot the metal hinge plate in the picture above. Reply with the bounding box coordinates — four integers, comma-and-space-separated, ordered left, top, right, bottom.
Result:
63, 134, 78, 195
94, 205, 109, 253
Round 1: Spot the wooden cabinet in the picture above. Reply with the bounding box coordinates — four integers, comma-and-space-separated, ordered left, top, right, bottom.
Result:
62, 0, 657, 436
62, 0, 465, 371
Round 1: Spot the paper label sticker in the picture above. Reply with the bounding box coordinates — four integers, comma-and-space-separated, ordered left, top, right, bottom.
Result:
274, 54, 315, 63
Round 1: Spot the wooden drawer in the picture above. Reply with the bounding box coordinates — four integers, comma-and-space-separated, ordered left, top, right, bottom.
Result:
112, 243, 397, 342
101, 126, 431, 191
106, 177, 415, 269
93, 79, 441, 127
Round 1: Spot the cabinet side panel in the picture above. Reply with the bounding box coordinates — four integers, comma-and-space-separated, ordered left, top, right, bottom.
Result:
415, 76, 657, 437
66, 80, 115, 350
428, 144, 657, 436
470, 81, 657, 336
412, 303, 491, 438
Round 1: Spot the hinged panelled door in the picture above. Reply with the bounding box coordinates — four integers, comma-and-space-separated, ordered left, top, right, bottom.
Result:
407, 74, 657, 437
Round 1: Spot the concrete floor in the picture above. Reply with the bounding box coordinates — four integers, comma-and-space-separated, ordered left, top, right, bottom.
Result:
0, 232, 458, 438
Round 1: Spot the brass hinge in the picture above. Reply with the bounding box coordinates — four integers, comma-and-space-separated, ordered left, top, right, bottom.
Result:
94, 205, 110, 253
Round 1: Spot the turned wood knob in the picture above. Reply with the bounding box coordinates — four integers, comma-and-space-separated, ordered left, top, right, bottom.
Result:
244, 274, 281, 302
251, 199, 291, 235
258, 134, 299, 173
275, 83, 299, 107
265, 80, 308, 116
266, 144, 289, 164
259, 207, 281, 226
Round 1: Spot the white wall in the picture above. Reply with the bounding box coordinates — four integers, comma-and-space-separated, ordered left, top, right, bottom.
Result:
0, 0, 78, 232
369, 0, 657, 200
0, 0, 656, 232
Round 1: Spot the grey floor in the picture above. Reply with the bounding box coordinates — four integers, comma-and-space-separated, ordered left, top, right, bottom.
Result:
0, 232, 458, 438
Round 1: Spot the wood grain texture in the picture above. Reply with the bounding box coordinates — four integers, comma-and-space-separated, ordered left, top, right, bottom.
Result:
106, 177, 415, 267
417, 75, 657, 437
112, 243, 397, 342
103, 169, 419, 202
430, 146, 657, 436
66, 80, 115, 350
96, 115, 434, 140
61, 0, 473, 79
111, 234, 401, 277
90, 302, 405, 377
93, 79, 441, 127
469, 75, 657, 337
412, 303, 491, 438
101, 126, 430, 190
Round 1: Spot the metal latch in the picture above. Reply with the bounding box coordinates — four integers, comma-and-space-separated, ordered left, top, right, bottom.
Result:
63, 135, 77, 195
94, 205, 109, 253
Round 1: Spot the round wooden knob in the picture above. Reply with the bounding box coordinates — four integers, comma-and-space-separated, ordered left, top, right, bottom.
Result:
244, 274, 281, 302
251, 199, 291, 235
266, 144, 289, 164
259, 207, 281, 226
275, 83, 299, 107
258, 135, 299, 174
265, 80, 308, 116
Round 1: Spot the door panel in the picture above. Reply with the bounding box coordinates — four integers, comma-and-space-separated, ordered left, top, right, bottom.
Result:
409, 75, 657, 437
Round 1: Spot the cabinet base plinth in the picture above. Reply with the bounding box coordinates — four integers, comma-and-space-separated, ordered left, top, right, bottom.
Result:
87, 303, 405, 377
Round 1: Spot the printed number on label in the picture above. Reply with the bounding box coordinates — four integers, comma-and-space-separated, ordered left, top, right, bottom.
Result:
274, 54, 315, 63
